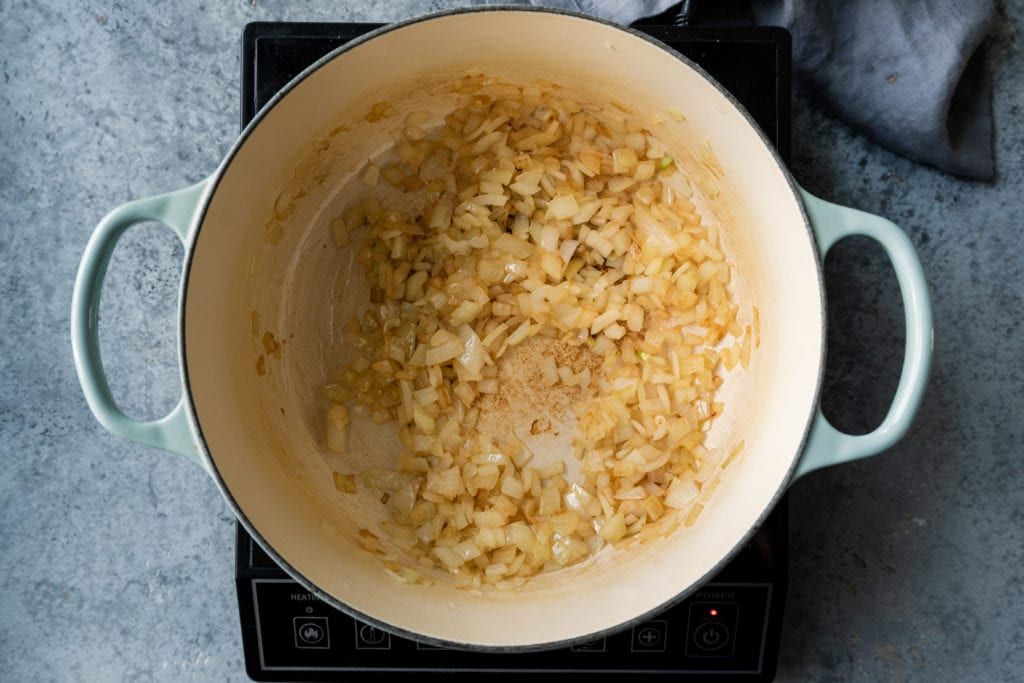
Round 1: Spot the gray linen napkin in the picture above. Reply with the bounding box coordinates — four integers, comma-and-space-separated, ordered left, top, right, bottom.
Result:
527, 0, 997, 179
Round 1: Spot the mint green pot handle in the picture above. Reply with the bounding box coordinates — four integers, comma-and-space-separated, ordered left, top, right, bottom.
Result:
794, 188, 933, 479
71, 180, 210, 467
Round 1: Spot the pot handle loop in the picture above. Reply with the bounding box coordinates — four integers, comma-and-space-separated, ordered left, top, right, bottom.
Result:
71, 180, 210, 466
794, 189, 933, 479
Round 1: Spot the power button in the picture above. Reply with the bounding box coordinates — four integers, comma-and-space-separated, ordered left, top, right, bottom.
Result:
693, 622, 730, 651
686, 601, 738, 658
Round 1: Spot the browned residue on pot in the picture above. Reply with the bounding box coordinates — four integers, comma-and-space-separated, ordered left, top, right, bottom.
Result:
262, 332, 283, 359
365, 101, 392, 122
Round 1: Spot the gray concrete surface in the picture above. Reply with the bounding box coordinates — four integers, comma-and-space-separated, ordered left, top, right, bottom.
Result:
1, 1, 1021, 680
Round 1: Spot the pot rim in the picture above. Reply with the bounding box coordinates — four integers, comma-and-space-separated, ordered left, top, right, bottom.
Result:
178, 4, 826, 653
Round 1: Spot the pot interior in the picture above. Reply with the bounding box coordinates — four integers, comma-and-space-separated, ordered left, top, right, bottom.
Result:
184, 10, 821, 648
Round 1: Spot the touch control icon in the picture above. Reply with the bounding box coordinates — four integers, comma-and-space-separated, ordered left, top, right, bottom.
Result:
630, 620, 668, 653
570, 638, 606, 653
686, 600, 738, 658
693, 622, 729, 651
354, 623, 392, 650
293, 616, 330, 649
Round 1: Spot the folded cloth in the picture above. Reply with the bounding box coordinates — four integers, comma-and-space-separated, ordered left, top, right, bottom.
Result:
522, 0, 679, 26
526, 0, 997, 179
751, 0, 995, 179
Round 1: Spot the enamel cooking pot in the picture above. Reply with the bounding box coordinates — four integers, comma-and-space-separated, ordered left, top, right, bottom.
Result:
72, 8, 932, 650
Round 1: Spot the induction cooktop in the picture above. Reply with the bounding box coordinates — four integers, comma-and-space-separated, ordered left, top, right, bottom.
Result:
235, 19, 792, 682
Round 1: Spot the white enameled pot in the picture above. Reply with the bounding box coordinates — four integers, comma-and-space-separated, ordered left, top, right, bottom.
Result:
72, 8, 932, 650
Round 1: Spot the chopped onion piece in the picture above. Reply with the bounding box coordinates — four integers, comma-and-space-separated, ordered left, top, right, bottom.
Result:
599, 511, 628, 542
494, 233, 534, 259
425, 466, 461, 499
325, 405, 349, 453
538, 487, 562, 515
425, 339, 462, 366
547, 195, 579, 220
332, 472, 356, 493
664, 476, 700, 510
359, 468, 418, 491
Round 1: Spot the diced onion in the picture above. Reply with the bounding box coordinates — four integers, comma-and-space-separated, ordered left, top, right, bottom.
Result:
332, 472, 356, 493
664, 476, 700, 510
325, 405, 349, 453
547, 195, 579, 221
318, 76, 751, 587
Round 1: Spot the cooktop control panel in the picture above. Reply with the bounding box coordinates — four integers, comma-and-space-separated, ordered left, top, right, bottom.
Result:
238, 526, 779, 680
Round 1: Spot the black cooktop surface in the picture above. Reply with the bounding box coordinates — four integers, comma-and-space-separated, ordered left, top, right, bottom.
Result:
236, 20, 791, 682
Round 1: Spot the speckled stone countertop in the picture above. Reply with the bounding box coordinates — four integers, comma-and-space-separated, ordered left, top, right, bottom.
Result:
2, 1, 1022, 680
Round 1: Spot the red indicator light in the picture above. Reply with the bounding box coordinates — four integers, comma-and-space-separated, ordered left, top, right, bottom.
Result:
709, 609, 718, 616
